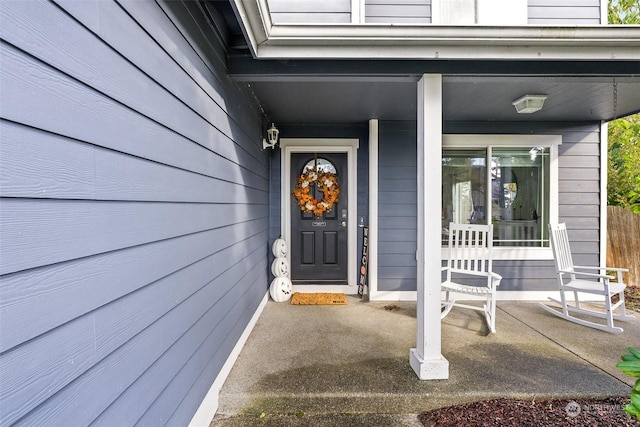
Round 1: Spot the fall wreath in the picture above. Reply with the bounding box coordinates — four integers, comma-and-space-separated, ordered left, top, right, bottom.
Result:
292, 167, 340, 216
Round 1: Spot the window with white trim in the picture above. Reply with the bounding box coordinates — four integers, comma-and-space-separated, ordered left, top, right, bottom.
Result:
441, 135, 561, 258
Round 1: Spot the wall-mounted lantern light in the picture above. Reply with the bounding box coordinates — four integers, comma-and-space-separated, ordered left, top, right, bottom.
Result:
512, 94, 547, 114
262, 123, 279, 150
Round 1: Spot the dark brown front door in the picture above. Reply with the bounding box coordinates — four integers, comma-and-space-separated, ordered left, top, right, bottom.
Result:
290, 153, 348, 285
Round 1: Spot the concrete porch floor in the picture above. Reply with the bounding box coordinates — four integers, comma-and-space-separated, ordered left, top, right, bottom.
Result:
211, 297, 638, 426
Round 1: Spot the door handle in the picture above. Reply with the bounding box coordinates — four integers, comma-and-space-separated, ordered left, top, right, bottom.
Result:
341, 221, 347, 227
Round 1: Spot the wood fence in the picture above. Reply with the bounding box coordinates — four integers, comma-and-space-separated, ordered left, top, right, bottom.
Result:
607, 206, 640, 287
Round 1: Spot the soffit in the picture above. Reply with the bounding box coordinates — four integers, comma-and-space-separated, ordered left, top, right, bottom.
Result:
245, 76, 640, 124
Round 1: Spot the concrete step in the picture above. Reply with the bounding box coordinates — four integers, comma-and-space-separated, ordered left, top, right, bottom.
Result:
210, 412, 424, 426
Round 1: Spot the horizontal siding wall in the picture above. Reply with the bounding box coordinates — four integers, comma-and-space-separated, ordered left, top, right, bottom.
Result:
377, 121, 602, 292
269, 0, 352, 23
268, 0, 432, 24
269, 0, 603, 25
0, 0, 268, 426
365, 0, 432, 24
378, 122, 417, 291
528, 0, 602, 24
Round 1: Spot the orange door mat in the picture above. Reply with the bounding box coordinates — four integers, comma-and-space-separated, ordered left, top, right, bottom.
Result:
290, 292, 348, 305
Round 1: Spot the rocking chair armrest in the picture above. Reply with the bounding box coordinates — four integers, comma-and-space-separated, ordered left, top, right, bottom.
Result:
573, 265, 629, 273
607, 267, 629, 272
559, 269, 613, 280
490, 271, 502, 286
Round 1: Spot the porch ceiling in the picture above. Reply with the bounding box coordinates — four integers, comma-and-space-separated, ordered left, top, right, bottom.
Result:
242, 75, 640, 125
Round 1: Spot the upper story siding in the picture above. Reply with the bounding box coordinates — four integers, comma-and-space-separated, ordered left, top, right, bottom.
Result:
0, 0, 268, 425
269, 0, 352, 23
269, 0, 602, 25
528, 0, 602, 25
269, 0, 432, 24
365, 1, 432, 24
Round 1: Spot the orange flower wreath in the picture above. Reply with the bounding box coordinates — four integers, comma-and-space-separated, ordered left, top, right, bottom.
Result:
292, 167, 340, 216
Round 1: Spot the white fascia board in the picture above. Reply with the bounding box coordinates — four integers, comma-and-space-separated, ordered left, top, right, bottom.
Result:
262, 25, 640, 60
268, 23, 640, 44
231, 0, 272, 57
256, 44, 640, 60
232, 2, 640, 61
269, 24, 640, 46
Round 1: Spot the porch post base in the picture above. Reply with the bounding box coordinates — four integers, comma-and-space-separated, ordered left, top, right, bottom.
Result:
409, 348, 449, 380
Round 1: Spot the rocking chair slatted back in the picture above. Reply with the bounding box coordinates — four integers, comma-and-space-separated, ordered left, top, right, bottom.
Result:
549, 223, 574, 274
447, 223, 493, 277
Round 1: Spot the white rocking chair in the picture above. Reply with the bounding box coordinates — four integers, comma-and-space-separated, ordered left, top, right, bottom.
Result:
539, 223, 634, 333
441, 223, 502, 333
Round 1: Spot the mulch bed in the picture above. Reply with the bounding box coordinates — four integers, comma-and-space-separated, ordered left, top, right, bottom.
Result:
623, 285, 640, 312
419, 397, 639, 426
420, 286, 640, 426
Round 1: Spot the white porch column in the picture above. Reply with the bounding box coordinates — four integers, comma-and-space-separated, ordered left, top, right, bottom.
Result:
410, 74, 449, 380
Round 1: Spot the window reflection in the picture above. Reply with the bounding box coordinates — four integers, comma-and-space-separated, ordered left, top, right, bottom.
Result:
492, 148, 549, 247
442, 150, 486, 244
442, 147, 550, 248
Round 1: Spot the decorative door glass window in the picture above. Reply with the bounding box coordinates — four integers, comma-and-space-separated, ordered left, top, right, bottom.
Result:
303, 158, 337, 174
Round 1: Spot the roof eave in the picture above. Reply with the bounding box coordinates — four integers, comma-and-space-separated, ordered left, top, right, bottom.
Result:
232, 0, 640, 61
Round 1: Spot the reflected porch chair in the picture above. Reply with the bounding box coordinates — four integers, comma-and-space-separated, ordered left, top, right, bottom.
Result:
539, 223, 634, 333
441, 223, 502, 333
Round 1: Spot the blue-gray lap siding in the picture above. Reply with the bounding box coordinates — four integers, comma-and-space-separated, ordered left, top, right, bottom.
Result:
269, 0, 353, 23
0, 1, 268, 425
269, 0, 432, 24
528, 0, 602, 24
365, 1, 432, 24
269, 0, 601, 25
377, 121, 603, 292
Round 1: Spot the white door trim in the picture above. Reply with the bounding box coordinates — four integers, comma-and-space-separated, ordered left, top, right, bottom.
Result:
367, 120, 380, 300
280, 138, 359, 293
